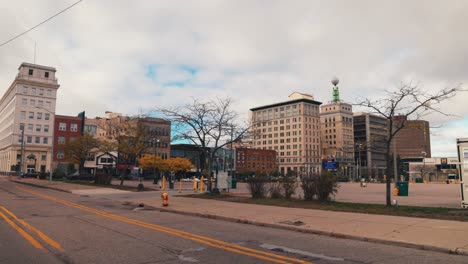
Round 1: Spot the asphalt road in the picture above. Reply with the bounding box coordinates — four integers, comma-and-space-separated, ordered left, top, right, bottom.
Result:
0, 179, 466, 264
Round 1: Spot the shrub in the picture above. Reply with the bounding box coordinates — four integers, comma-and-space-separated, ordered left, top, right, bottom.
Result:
246, 176, 268, 199
268, 181, 283, 199
301, 177, 317, 201
300, 171, 338, 202
315, 171, 338, 202
281, 173, 297, 199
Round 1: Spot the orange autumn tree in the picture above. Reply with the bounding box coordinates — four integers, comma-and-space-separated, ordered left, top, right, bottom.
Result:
164, 158, 195, 175
138, 154, 165, 172
138, 156, 194, 177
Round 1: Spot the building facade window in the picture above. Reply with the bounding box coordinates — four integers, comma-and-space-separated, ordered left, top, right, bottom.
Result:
43, 137, 48, 144
27, 136, 32, 143
31, 88, 36, 95
27, 124, 33, 132
20, 111, 26, 119
58, 137, 65, 144
59, 122, 66, 131
70, 123, 78, 132
29, 112, 34, 119
45, 113, 50, 120
44, 125, 49, 132
36, 125, 41, 132
30, 100, 35, 107
28, 69, 33, 75
22, 98, 27, 106
19, 123, 25, 131
35, 137, 40, 144
37, 113, 42, 120
57, 151, 64, 159
47, 90, 52, 96
38, 101, 43, 108
45, 72, 49, 78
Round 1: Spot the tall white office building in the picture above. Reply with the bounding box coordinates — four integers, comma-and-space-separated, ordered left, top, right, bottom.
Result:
0, 63, 59, 174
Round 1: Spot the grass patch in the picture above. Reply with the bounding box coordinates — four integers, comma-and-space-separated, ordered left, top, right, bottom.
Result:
184, 194, 468, 222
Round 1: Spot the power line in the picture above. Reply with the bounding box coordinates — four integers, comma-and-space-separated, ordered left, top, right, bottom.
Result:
0, 0, 84, 48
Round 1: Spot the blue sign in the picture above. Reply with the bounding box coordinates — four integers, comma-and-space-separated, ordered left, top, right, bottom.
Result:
323, 161, 337, 170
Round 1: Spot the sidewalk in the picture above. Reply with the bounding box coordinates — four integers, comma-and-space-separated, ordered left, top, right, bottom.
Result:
7, 176, 468, 256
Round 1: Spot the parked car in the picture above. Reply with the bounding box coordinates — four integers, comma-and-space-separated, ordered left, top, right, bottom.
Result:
446, 174, 458, 184
65, 173, 95, 181
20, 172, 39, 178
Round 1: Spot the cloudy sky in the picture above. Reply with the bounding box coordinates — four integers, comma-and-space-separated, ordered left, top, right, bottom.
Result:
1, 0, 467, 157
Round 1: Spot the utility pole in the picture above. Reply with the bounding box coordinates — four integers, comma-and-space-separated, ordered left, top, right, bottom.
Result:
19, 129, 25, 175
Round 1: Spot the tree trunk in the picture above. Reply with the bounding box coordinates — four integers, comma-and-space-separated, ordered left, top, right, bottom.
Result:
385, 143, 392, 206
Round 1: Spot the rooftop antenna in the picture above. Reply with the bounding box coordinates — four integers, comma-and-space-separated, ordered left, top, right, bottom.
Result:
331, 77, 340, 102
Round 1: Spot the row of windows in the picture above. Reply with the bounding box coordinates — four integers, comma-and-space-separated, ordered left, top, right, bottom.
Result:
21, 86, 52, 96
59, 123, 79, 132
18, 135, 49, 144
322, 105, 352, 112
19, 123, 49, 133
21, 98, 52, 109
236, 163, 275, 168
20, 111, 51, 121
278, 158, 321, 163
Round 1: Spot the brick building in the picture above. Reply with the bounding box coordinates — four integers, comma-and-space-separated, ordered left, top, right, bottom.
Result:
235, 147, 277, 175
53, 115, 84, 172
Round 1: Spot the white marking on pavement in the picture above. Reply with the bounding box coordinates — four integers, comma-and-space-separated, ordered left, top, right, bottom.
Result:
178, 255, 198, 262
260, 243, 344, 261
182, 247, 206, 253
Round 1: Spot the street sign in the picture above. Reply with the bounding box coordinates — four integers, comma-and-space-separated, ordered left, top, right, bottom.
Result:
323, 161, 337, 170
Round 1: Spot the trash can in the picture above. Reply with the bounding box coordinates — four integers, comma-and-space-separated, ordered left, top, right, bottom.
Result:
231, 179, 237, 189
396, 182, 409, 196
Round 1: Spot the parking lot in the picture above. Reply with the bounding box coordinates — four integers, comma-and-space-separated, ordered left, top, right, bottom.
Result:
228, 181, 461, 208
112, 179, 462, 208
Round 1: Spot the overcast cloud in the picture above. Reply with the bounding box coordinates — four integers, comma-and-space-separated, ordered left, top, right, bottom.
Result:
1, 0, 467, 157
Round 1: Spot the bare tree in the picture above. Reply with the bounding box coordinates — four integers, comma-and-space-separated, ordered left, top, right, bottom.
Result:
104, 116, 156, 185
158, 97, 248, 192
63, 134, 100, 174
356, 82, 465, 206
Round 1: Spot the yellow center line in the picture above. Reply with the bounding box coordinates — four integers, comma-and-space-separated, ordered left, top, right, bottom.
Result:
0, 206, 64, 252
17, 187, 311, 264
0, 211, 45, 250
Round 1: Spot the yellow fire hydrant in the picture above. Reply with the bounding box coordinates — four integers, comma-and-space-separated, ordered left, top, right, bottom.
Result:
161, 192, 169, 207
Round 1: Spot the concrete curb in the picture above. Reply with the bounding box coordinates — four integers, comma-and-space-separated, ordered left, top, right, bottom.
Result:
156, 207, 468, 257
10, 179, 72, 193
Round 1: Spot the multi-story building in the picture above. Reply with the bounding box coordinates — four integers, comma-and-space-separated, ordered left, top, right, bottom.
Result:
320, 83, 354, 178
392, 116, 431, 159
0, 63, 59, 174
250, 92, 322, 175
53, 115, 84, 173
235, 147, 277, 175
353, 112, 388, 178
86, 112, 171, 171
